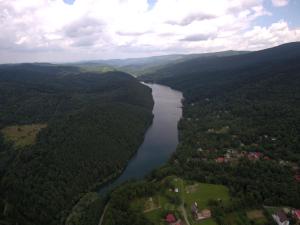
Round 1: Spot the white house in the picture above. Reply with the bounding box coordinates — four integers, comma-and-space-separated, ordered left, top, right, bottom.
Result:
272, 210, 289, 225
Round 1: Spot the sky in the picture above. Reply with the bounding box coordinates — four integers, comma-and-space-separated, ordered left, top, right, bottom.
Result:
0, 0, 299, 63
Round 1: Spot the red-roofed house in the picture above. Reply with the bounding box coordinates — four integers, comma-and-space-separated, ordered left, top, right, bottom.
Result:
248, 152, 263, 160
215, 157, 225, 163
166, 214, 176, 224
293, 209, 300, 221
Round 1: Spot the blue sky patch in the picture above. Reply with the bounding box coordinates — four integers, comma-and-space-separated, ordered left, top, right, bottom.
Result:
63, 0, 75, 5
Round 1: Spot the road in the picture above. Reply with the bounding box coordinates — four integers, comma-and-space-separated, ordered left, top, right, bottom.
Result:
179, 178, 191, 225
180, 203, 191, 225
98, 203, 109, 225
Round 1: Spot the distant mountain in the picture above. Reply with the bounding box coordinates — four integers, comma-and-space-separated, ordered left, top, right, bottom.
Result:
140, 42, 300, 102
71, 50, 248, 77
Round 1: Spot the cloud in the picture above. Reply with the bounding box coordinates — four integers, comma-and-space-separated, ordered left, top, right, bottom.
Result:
117, 31, 152, 36
271, 0, 289, 7
0, 0, 299, 63
181, 34, 215, 42
242, 20, 300, 49
166, 13, 216, 26
64, 18, 104, 38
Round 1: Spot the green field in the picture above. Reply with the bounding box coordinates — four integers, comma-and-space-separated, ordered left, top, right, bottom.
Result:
222, 210, 268, 225
198, 218, 218, 225
183, 182, 230, 208
1, 123, 47, 148
132, 176, 229, 225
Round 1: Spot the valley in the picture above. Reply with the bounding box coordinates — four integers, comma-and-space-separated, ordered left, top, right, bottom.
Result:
0, 42, 299, 225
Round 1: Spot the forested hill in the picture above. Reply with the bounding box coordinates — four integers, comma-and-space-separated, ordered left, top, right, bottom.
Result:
140, 42, 300, 102
73, 50, 248, 76
142, 42, 300, 210
0, 64, 154, 225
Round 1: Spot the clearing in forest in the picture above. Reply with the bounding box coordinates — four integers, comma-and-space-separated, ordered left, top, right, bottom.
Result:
2, 123, 47, 148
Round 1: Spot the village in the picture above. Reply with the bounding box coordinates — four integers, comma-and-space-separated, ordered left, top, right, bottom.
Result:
130, 175, 300, 225
182, 123, 300, 185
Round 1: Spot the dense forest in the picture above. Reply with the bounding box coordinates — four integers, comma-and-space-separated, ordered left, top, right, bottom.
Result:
0, 64, 154, 225
142, 43, 300, 207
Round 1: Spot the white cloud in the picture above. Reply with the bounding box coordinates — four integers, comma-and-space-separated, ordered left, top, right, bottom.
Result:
0, 0, 298, 63
271, 0, 289, 7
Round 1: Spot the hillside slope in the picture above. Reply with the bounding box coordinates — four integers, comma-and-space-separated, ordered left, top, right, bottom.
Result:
0, 64, 154, 225
141, 42, 300, 101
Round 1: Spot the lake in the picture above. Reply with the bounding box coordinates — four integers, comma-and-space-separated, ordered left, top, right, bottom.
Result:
99, 83, 183, 194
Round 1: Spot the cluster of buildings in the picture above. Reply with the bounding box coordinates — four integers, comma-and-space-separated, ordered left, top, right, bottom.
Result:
215, 149, 269, 164
272, 209, 300, 225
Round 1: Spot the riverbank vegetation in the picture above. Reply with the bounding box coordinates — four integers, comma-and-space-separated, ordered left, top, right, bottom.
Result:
0, 63, 154, 225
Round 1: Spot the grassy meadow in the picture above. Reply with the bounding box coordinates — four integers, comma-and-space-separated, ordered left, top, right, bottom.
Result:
1, 123, 47, 148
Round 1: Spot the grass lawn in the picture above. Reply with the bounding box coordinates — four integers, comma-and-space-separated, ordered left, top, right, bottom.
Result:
264, 206, 280, 215
1, 123, 47, 148
247, 209, 268, 224
224, 210, 268, 225
183, 182, 230, 209
198, 218, 218, 225
145, 209, 165, 225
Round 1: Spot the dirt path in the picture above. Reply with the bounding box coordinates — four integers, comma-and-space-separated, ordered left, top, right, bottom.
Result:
179, 178, 191, 225
99, 203, 109, 225
144, 206, 161, 213
180, 204, 191, 225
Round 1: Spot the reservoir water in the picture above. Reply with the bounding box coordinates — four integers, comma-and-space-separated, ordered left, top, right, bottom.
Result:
99, 83, 183, 194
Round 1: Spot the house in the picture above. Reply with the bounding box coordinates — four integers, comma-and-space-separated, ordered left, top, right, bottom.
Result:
295, 175, 300, 182
191, 203, 211, 220
248, 152, 262, 161
293, 209, 300, 221
174, 188, 179, 193
165, 214, 183, 225
207, 128, 215, 133
165, 213, 176, 224
272, 210, 290, 225
194, 209, 212, 220
225, 153, 231, 159
200, 209, 212, 218
197, 147, 203, 152
215, 157, 225, 163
